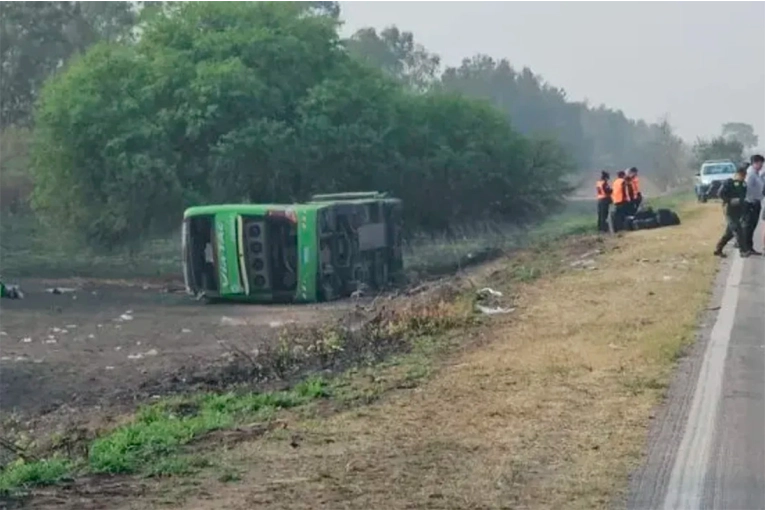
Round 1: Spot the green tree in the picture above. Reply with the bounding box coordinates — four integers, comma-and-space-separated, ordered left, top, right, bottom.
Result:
31, 2, 572, 249
691, 136, 745, 169
721, 122, 758, 149
440, 55, 592, 171
346, 26, 441, 92
0, 1, 140, 127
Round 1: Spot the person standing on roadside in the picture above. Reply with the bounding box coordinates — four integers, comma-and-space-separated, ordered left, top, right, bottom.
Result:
596, 171, 612, 233
627, 167, 642, 214
715, 166, 750, 258
611, 171, 631, 232
743, 154, 764, 255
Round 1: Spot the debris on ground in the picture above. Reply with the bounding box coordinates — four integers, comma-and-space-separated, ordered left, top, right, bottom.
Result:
476, 287, 503, 299
1, 283, 24, 299
475, 304, 516, 315
127, 348, 159, 361
220, 316, 248, 326
115, 313, 134, 322
474, 287, 515, 315
46, 287, 77, 295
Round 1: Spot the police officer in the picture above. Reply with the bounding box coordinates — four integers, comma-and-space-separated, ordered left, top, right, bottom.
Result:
596, 171, 612, 233
714, 165, 750, 258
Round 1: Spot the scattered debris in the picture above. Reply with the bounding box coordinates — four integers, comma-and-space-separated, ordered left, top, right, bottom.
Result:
269, 320, 296, 328
475, 304, 515, 315
127, 348, 159, 361
476, 287, 503, 299
46, 287, 77, 295
474, 287, 513, 315
2, 284, 24, 299
220, 316, 247, 326
570, 258, 597, 269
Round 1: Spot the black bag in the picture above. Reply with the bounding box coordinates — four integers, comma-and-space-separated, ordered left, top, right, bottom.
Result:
633, 207, 656, 221
656, 208, 680, 227
632, 217, 660, 230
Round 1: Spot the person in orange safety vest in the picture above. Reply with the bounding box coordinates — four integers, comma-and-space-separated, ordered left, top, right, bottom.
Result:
627, 167, 642, 214
611, 170, 631, 232
595, 171, 612, 233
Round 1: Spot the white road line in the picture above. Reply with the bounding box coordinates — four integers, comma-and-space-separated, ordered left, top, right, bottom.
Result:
662, 254, 745, 510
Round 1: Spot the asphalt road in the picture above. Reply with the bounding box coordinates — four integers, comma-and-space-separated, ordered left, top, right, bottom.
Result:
628, 229, 765, 509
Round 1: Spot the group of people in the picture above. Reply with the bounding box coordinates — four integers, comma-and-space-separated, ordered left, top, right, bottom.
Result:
595, 166, 643, 233
715, 154, 765, 258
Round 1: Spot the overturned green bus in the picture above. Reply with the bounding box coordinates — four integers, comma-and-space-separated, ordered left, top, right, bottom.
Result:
182, 192, 403, 303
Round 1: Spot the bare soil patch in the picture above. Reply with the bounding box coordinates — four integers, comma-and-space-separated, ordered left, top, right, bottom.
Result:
0, 278, 357, 416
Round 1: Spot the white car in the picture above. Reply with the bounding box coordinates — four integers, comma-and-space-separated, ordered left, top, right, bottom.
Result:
694, 160, 737, 203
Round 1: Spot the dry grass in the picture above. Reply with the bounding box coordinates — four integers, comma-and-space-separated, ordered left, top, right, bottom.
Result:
111, 203, 721, 510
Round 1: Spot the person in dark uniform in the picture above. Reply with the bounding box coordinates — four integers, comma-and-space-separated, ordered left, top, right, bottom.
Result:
595, 171, 612, 233
715, 166, 750, 258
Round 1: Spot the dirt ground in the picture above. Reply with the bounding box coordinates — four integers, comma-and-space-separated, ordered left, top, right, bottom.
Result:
0, 277, 361, 416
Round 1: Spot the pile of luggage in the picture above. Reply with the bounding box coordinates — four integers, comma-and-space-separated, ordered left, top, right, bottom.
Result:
625, 207, 681, 231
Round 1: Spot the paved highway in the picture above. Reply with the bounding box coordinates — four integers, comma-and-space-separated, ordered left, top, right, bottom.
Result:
628, 235, 765, 510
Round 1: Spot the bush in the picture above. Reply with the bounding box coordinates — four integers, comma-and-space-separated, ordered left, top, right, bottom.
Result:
30, 2, 572, 250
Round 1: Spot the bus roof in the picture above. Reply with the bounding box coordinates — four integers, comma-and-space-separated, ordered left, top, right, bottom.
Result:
183, 203, 327, 218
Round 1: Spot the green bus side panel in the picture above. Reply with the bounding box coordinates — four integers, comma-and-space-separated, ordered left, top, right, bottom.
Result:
214, 212, 243, 296
296, 208, 318, 302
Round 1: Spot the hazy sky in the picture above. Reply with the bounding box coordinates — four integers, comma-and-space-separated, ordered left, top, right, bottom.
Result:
339, 2, 765, 146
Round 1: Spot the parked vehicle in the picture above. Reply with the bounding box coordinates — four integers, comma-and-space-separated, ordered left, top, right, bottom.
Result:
182, 192, 403, 303
694, 160, 737, 203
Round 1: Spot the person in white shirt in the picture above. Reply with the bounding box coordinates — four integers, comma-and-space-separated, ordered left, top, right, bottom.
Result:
743, 154, 764, 255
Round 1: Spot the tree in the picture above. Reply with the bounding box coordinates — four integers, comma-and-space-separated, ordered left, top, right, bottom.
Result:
31, 2, 572, 249
345, 26, 441, 92
691, 136, 745, 169
722, 122, 758, 149
0, 1, 140, 127
440, 55, 592, 170
645, 117, 691, 190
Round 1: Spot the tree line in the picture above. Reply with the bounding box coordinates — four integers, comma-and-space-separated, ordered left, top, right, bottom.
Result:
1, 2, 759, 249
